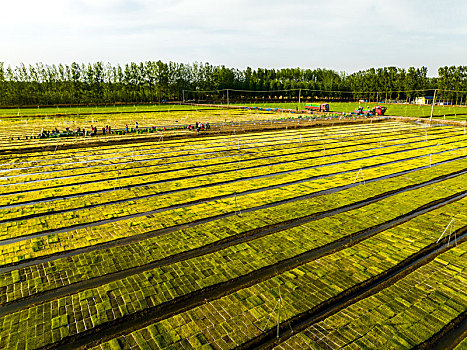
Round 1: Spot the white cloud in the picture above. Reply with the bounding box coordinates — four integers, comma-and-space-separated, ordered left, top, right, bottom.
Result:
1, 0, 466, 75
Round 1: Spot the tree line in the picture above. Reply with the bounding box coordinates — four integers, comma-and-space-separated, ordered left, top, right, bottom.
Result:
0, 61, 465, 106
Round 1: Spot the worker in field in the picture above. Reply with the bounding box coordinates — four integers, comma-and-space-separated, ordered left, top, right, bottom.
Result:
135, 121, 139, 129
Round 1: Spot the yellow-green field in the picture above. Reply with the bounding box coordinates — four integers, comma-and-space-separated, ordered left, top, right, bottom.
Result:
0, 111, 466, 349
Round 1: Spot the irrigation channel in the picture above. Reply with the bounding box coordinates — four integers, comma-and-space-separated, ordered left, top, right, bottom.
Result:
0, 120, 466, 350
427, 313, 467, 350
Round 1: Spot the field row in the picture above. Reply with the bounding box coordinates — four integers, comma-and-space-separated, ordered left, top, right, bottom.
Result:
2, 128, 434, 195
0, 109, 355, 151
0, 109, 264, 148
87, 199, 467, 350
2, 130, 467, 240
2, 165, 467, 305
2, 143, 465, 268
276, 241, 466, 349
2, 121, 466, 350
0, 124, 429, 198
2, 131, 464, 230
0, 122, 419, 177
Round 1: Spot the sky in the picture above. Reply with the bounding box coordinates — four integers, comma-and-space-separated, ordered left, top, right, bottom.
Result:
2, 0, 466, 76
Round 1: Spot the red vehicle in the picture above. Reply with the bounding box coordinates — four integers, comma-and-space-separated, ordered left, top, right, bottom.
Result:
354, 106, 387, 116
373, 106, 387, 116
305, 103, 329, 112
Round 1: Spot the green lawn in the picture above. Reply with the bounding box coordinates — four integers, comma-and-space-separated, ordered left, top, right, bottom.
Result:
236, 101, 467, 120
330, 102, 467, 120
1, 101, 466, 120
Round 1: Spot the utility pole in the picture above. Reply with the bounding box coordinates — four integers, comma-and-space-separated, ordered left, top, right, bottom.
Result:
227, 89, 230, 105
430, 89, 437, 125
298, 88, 301, 111
277, 296, 281, 338
182, 90, 185, 103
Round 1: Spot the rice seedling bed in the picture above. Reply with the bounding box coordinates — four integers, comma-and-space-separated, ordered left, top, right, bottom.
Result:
1, 163, 467, 307
274, 241, 467, 350
0, 122, 419, 180
0, 108, 373, 152
1, 117, 466, 349
0, 109, 258, 147
1, 123, 421, 196
2, 139, 466, 270
84, 197, 467, 350
0, 126, 430, 202
2, 128, 467, 246
2, 176, 467, 349
2, 127, 464, 230
454, 335, 467, 350
0, 123, 432, 187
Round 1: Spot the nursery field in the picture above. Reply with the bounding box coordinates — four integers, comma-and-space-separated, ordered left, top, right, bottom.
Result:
0, 108, 290, 148
0, 118, 466, 349
0, 107, 378, 153
240, 102, 467, 121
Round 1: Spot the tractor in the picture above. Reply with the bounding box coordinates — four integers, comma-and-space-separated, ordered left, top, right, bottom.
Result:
353, 106, 387, 116
305, 103, 329, 112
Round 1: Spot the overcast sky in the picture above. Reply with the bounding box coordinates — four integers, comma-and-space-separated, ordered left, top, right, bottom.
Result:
2, 0, 466, 76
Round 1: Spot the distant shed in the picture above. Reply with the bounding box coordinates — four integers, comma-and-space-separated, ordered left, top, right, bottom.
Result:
415, 96, 434, 105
